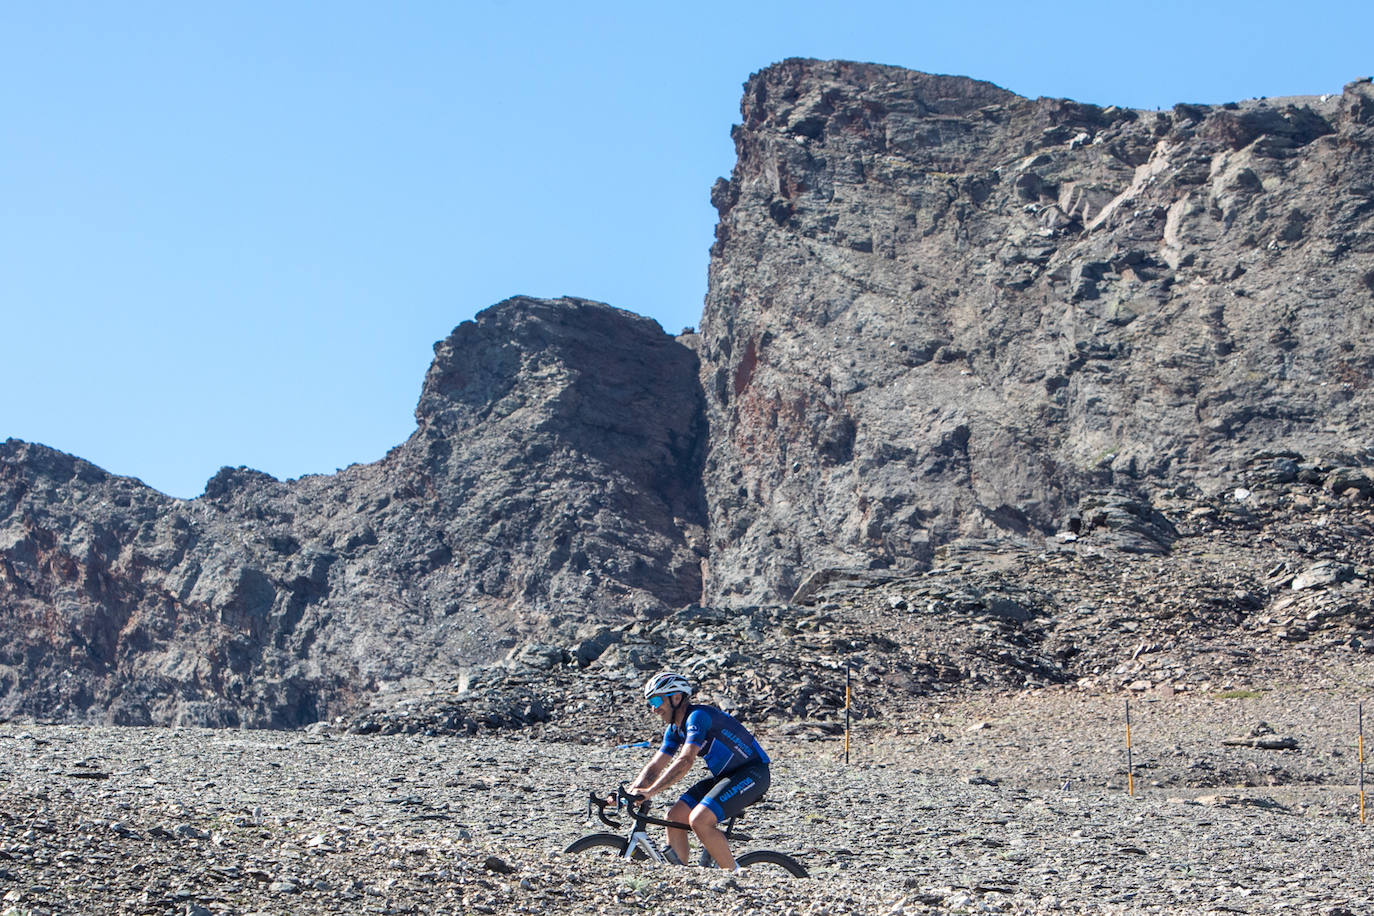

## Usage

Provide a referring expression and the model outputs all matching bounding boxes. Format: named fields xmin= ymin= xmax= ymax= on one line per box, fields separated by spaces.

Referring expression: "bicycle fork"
xmin=624 ymin=826 xmax=670 ymax=863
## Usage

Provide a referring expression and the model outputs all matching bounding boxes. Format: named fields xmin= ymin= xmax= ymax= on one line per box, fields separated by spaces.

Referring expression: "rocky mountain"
xmin=699 ymin=59 xmax=1374 ymax=603
xmin=3 ymin=59 xmax=1372 ymax=727
xmin=0 ymin=298 xmax=706 ymax=726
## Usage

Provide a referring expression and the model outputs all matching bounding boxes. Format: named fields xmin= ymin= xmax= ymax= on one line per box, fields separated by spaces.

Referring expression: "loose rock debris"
xmin=5 ymin=678 xmax=1374 ymax=915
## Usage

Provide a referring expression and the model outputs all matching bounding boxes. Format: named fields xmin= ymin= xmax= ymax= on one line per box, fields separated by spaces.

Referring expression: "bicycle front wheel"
xmin=563 ymin=832 xmax=647 ymax=860
xmin=737 ymin=849 xmax=809 ymax=877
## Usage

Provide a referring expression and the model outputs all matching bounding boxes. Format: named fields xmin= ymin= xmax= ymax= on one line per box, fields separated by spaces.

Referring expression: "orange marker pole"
xmin=1360 ymin=703 xmax=1366 ymax=825
xmin=1125 ymin=698 xmax=1135 ymax=797
xmin=844 ymin=664 xmax=852 ymax=766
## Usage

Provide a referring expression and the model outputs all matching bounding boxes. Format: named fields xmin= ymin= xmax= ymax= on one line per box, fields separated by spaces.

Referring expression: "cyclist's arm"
xmin=626 ymin=751 xmax=672 ymax=797
xmin=639 ymin=743 xmax=699 ymax=799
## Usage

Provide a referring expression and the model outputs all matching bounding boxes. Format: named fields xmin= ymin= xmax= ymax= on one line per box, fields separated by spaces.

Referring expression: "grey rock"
xmin=1263 ymin=457 xmax=1301 ymax=484
xmin=0 ymin=297 xmax=707 ymax=726
xmin=4 ymin=59 xmax=1374 ymax=729
xmin=483 ymin=854 xmax=515 ymax=874
xmin=697 ymin=59 xmax=1372 ymax=604
xmin=1291 ymin=561 xmax=1355 ymax=591
xmin=1324 ymin=467 xmax=1373 ymax=497
xmin=1076 ymin=494 xmax=1178 ymax=555
xmin=569 ymin=627 xmax=622 ymax=667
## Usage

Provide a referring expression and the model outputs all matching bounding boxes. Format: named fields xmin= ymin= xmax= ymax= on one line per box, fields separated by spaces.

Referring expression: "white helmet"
xmin=643 ymin=671 xmax=692 ymax=701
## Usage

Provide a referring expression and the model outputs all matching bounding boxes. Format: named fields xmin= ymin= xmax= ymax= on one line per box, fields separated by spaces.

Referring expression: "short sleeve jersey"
xmin=659 ymin=704 xmax=770 ymax=776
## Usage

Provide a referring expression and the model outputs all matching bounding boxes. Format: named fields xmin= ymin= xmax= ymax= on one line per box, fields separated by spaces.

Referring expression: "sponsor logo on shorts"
xmin=719 ymin=776 xmax=755 ymax=802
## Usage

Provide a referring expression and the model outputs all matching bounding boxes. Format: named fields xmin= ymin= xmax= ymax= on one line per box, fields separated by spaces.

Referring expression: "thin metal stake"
xmin=844 ymin=664 xmax=851 ymax=766
xmin=1125 ymin=698 xmax=1134 ymax=797
xmin=1361 ymin=702 xmax=1366 ymax=825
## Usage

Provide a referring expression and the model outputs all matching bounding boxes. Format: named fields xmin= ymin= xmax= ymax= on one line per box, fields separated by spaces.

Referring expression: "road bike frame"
xmin=586 ymin=786 xmax=737 ymax=866
xmin=568 ymin=785 xmax=809 ymax=877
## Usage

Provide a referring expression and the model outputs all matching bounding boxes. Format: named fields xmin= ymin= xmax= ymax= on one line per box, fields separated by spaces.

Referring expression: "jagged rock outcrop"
xmin=698 ymin=60 xmax=1374 ymax=603
xmin=341 ymin=451 xmax=1374 ymax=742
xmin=0 ymin=297 xmax=707 ymax=726
xmin=5 ymin=60 xmax=1374 ymax=727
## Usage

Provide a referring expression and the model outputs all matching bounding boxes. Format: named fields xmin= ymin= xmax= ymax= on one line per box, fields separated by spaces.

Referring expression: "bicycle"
xmin=563 ymin=785 xmax=809 ymax=877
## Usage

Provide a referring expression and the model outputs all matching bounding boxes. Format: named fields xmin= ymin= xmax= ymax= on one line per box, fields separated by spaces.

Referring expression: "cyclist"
xmin=621 ymin=671 xmax=770 ymax=871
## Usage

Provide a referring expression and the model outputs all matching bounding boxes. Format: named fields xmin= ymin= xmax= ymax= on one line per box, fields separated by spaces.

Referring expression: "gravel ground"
xmin=4 ymin=675 xmax=1374 ymax=916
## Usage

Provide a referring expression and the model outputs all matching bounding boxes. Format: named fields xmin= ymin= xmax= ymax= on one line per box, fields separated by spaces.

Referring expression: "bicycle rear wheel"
xmin=563 ymin=832 xmax=647 ymax=860
xmin=737 ymin=849 xmax=809 ymax=877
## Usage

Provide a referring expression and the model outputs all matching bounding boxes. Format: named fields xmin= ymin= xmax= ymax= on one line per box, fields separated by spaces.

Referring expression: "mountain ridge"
xmin=3 ymin=59 xmax=1372 ymax=726
xmin=1 ymin=296 xmax=707 ymax=725
xmin=697 ymin=58 xmax=1373 ymax=602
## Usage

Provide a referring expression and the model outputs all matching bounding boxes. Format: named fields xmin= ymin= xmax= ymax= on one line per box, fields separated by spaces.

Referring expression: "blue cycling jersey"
xmin=660 ymin=704 xmax=770 ymax=776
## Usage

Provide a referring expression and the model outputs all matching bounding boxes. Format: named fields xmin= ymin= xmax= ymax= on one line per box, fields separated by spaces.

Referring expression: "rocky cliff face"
xmin=698 ymin=59 xmax=1374 ymax=603
xmin=4 ymin=60 xmax=1374 ymax=726
xmin=0 ymin=298 xmax=707 ymax=725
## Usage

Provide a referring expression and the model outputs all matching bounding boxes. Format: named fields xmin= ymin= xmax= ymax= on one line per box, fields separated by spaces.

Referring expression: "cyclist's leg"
xmin=688 ymin=764 xmax=770 ymax=870
xmin=688 ymin=803 xmax=733 ymax=870
xmin=671 ymin=776 xmax=717 ymax=863
xmin=665 ymin=799 xmax=692 ymax=863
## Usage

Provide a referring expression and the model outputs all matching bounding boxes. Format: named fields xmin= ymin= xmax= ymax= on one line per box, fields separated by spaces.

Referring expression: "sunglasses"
xmin=647 ymin=695 xmax=667 ymax=709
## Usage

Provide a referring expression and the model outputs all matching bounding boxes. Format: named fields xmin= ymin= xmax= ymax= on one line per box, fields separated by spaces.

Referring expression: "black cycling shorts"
xmin=678 ymin=762 xmax=770 ymax=822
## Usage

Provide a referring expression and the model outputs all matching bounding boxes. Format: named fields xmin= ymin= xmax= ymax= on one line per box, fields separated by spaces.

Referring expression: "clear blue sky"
xmin=4 ymin=1 xmax=1370 ymax=499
